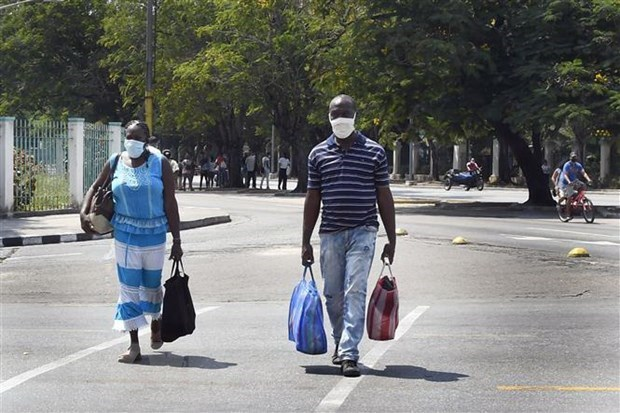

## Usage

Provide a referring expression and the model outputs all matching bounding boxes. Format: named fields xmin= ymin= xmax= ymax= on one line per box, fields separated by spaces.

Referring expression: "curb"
xmin=0 ymin=215 xmax=231 ymax=247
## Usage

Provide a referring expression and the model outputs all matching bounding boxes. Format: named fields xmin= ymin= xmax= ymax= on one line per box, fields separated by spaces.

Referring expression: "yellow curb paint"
xmin=567 ymin=247 xmax=590 ymax=257
xmin=452 ymin=236 xmax=468 ymax=245
xmin=396 ymin=228 xmax=408 ymax=236
xmin=498 ymin=385 xmax=620 ymax=392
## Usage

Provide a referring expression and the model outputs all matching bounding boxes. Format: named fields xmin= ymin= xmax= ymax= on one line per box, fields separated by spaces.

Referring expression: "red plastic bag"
xmin=366 ymin=262 xmax=399 ymax=340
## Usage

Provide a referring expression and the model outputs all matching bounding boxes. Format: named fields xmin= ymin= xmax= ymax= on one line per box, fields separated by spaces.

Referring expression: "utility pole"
xmin=271 ymin=123 xmax=275 ymax=178
xmin=145 ymin=0 xmax=155 ymax=134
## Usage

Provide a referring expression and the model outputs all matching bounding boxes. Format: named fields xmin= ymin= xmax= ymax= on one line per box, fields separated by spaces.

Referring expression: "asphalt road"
xmin=1 ymin=191 xmax=619 ymax=412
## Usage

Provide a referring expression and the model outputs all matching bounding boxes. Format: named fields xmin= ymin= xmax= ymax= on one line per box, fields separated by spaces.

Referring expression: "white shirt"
xmin=278 ymin=157 xmax=290 ymax=169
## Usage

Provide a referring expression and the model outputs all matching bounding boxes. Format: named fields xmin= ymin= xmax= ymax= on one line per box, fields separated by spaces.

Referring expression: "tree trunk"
xmin=499 ymin=141 xmax=512 ymax=183
xmin=429 ymin=139 xmax=439 ymax=180
xmin=495 ymin=123 xmax=555 ymax=206
xmin=292 ymin=140 xmax=309 ymax=193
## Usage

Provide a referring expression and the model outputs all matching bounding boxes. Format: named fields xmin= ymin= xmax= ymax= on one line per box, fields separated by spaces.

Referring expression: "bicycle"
xmin=556 ymin=180 xmax=595 ymax=223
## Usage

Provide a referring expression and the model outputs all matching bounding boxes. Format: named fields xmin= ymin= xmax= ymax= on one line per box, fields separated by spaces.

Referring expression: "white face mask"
xmin=329 ymin=114 xmax=356 ymax=139
xmin=124 ymin=139 xmax=146 ymax=159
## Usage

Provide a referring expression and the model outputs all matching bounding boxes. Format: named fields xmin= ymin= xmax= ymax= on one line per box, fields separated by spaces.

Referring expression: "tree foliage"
xmin=1 ymin=0 xmax=617 ymax=199
xmin=0 ymin=0 xmax=122 ymax=120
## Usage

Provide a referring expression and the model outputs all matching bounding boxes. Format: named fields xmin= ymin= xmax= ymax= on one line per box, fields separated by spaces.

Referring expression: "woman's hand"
xmin=169 ymin=240 xmax=183 ymax=261
xmin=80 ymin=212 xmax=96 ymax=234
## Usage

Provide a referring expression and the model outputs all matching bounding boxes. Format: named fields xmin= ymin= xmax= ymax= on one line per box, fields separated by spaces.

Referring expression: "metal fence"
xmin=13 ymin=118 xmax=70 ymax=211
xmin=83 ymin=122 xmax=111 ymax=194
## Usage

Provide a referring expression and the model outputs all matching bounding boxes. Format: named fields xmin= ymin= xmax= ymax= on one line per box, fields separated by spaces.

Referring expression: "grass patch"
xmin=15 ymin=173 xmax=71 ymax=211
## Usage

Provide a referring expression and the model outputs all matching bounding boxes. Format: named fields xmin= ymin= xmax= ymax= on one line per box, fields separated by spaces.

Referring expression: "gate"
xmin=13 ymin=118 xmax=70 ymax=211
xmin=83 ymin=122 xmax=112 ymax=194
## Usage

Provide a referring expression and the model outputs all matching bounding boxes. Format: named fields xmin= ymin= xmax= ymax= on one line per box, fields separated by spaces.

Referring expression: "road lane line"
xmin=502 ymin=234 xmax=620 ymax=246
xmin=527 ymin=227 xmax=619 ymax=239
xmin=315 ymin=305 xmax=429 ymax=412
xmin=0 ymin=306 xmax=218 ymax=394
xmin=503 ymin=236 xmax=553 ymax=241
xmin=498 ymin=385 xmax=620 ymax=392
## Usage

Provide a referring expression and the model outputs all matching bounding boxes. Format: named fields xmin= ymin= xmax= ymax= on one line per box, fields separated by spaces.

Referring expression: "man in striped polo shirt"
xmin=302 ymin=94 xmax=396 ymax=377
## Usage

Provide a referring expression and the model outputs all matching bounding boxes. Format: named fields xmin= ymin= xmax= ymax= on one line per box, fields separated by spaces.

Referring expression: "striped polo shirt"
xmin=307 ymin=132 xmax=390 ymax=233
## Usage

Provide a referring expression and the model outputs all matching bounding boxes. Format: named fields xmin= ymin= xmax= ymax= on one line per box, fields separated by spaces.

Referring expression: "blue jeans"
xmin=320 ymin=225 xmax=377 ymax=361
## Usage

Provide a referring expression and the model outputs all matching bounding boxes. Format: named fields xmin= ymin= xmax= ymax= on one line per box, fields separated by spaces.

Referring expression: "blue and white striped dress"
xmin=110 ymin=152 xmax=168 ymax=332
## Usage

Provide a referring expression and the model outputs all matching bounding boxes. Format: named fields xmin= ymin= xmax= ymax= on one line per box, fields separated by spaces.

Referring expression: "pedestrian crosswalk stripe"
xmin=315 ymin=306 xmax=430 ymax=412
xmin=0 ymin=306 xmax=219 ymax=395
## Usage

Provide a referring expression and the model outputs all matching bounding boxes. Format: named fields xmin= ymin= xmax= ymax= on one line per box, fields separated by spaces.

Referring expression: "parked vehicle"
xmin=444 ymin=169 xmax=484 ymax=191
xmin=557 ymin=180 xmax=595 ymax=223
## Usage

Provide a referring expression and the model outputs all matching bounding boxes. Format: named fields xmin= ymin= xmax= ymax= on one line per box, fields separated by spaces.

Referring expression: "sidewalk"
xmin=0 ymin=205 xmax=230 ymax=247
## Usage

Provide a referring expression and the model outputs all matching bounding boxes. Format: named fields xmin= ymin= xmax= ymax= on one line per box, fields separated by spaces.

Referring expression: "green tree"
xmin=335 ymin=0 xmax=618 ymax=204
xmin=0 ymin=0 xmax=122 ymax=121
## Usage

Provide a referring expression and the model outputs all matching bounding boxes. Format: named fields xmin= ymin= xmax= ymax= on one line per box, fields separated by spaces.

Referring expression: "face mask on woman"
xmin=124 ymin=139 xmax=146 ymax=159
xmin=329 ymin=114 xmax=356 ymax=139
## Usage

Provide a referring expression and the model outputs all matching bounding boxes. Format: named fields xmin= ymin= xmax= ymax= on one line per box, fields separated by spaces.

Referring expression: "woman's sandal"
xmin=151 ymin=321 xmax=163 ymax=350
xmin=118 ymin=344 xmax=141 ymax=363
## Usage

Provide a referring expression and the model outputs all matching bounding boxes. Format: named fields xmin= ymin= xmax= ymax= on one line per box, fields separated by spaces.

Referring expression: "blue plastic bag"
xmin=288 ymin=266 xmax=327 ymax=355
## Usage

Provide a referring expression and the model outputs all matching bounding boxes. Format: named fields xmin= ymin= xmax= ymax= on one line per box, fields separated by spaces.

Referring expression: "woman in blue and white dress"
xmin=81 ymin=120 xmax=183 ymax=363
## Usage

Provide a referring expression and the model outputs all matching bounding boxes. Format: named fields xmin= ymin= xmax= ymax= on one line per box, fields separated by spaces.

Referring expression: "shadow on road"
xmin=367 ymin=365 xmax=469 ymax=382
xmin=303 ymin=364 xmax=469 ymax=382
xmin=141 ymin=352 xmax=237 ymax=369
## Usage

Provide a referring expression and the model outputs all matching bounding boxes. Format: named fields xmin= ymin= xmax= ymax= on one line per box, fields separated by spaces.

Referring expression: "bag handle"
xmin=169 ymin=259 xmax=179 ymax=278
xmin=102 ymin=153 xmax=121 ymax=188
xmin=380 ymin=260 xmax=394 ymax=280
xmin=303 ymin=264 xmax=316 ymax=282
xmin=169 ymin=258 xmax=187 ymax=278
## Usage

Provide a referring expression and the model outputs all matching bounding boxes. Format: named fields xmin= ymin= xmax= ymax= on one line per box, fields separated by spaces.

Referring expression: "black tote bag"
xmin=161 ymin=259 xmax=196 ymax=343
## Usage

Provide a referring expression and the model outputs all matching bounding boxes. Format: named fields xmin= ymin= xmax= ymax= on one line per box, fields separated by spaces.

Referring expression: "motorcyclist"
xmin=559 ymin=152 xmax=593 ymax=202
xmin=466 ymin=158 xmax=480 ymax=173
xmin=464 ymin=158 xmax=481 ymax=191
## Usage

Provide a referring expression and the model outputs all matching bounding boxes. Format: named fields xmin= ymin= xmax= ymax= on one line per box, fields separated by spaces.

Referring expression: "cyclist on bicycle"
xmin=558 ymin=152 xmax=593 ymax=202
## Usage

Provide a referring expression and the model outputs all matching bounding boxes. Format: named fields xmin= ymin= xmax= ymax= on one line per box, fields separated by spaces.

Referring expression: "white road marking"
xmin=526 ymin=227 xmax=619 ymax=239
xmin=504 ymin=236 xmax=553 ymax=241
xmin=502 ymin=234 xmax=620 ymax=246
xmin=581 ymin=241 xmax=620 ymax=246
xmin=0 ymin=306 xmax=219 ymax=394
xmin=315 ymin=305 xmax=429 ymax=412
xmin=5 ymin=253 xmax=82 ymax=261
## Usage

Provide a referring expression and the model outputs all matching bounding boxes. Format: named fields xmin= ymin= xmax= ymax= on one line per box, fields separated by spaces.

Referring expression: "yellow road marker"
xmin=498 ymin=385 xmax=620 ymax=392
xmin=567 ymin=247 xmax=590 ymax=257
xmin=452 ymin=236 xmax=468 ymax=245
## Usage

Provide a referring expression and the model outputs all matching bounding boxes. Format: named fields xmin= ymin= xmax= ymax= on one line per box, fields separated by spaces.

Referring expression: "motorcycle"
xmin=443 ymin=168 xmax=484 ymax=191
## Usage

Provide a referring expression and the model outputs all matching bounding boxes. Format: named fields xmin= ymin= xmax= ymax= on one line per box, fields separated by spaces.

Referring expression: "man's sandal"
xmin=118 ymin=344 xmax=141 ymax=363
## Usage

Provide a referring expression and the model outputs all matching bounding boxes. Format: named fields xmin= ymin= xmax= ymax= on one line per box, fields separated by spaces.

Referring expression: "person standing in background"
xmin=260 ymin=153 xmax=271 ymax=190
xmin=163 ymin=149 xmax=180 ymax=190
xmin=245 ymin=151 xmax=257 ymax=189
xmin=181 ymin=155 xmax=194 ymax=191
xmin=278 ymin=153 xmax=290 ymax=190
xmin=199 ymin=155 xmax=212 ymax=190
